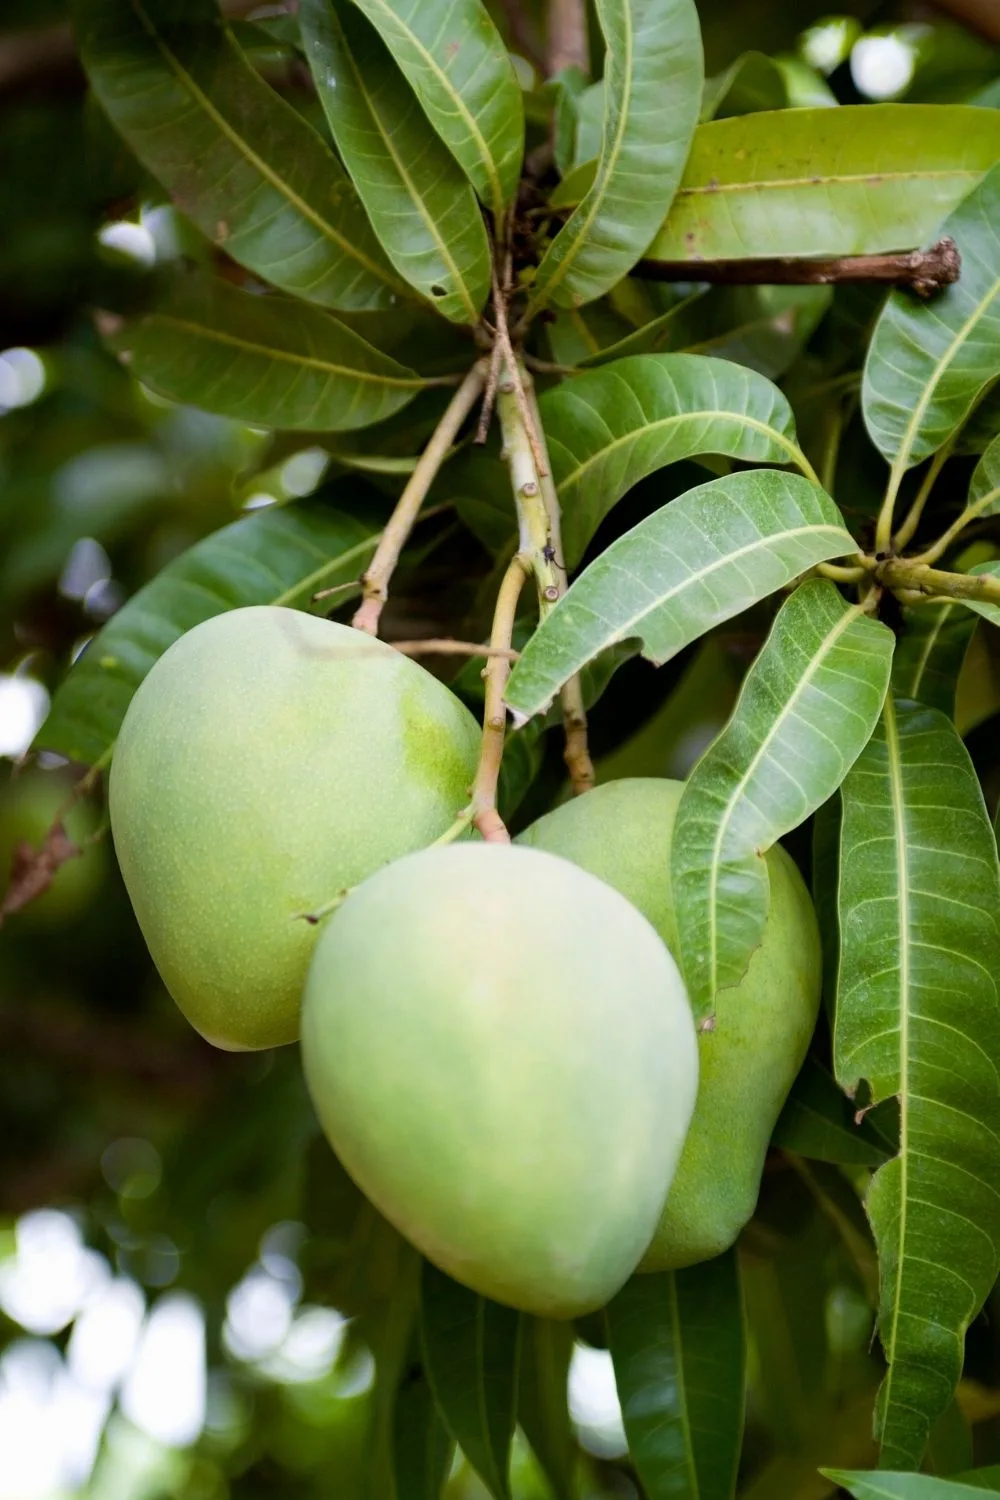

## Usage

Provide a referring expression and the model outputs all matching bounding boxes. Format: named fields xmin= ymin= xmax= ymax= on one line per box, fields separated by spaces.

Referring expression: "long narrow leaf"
xmin=834 ymin=697 xmax=1000 ymax=1467
xmin=772 ymin=1057 xmax=893 ymax=1169
xmin=300 ymin=0 xmax=490 ymax=324
xmin=530 ymin=0 xmax=702 ymax=312
xmin=891 ymin=603 xmax=976 ymax=718
xmin=827 ymin=1473 xmax=1000 ymax=1499
xmin=74 ymin=0 xmax=405 ymax=309
xmin=115 ymin=273 xmax=433 ymax=430
xmin=671 ymin=580 xmax=893 ymax=1017
xmin=607 ymin=1252 xmax=745 ymax=1500
xmin=863 ymin=161 xmax=1000 ymax=472
xmin=36 ymin=498 xmax=381 ymax=767
xmin=645 ymin=105 xmax=1000 ymax=262
xmin=392 ymin=1352 xmax=455 ymax=1500
xmin=346 ymin=0 xmax=523 ymax=222
xmin=420 ymin=1262 xmax=521 ymax=1500
xmin=505 ymin=472 xmax=855 ymax=725
xmin=517 ymin=1319 xmax=576 ymax=1500
xmin=537 ymin=352 xmax=808 ymax=567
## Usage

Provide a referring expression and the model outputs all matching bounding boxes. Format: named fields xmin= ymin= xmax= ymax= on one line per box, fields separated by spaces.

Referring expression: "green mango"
xmin=518 ymin=777 xmax=821 ymax=1269
xmin=109 ymin=606 xmax=479 ymax=1052
xmin=301 ymin=842 xmax=698 ymax=1316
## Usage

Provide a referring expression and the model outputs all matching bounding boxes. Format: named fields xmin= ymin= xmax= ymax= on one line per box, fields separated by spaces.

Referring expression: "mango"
xmin=518 ymin=778 xmax=821 ymax=1270
xmin=301 ymin=842 xmax=698 ymax=1317
xmin=109 ymin=606 xmax=479 ymax=1051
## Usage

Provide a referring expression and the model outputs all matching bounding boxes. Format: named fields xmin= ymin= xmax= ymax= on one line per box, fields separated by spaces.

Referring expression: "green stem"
xmin=524 ymin=378 xmax=595 ymax=795
xmin=911 ymin=482 xmax=1000 ymax=566
xmin=891 ymin=439 xmax=955 ymax=552
xmin=877 ymin=557 xmax=1000 ymax=605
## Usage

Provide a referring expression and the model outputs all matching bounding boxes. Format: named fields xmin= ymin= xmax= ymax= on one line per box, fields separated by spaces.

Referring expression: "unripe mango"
xmin=518 ymin=778 xmax=821 ymax=1270
xmin=109 ymin=606 xmax=479 ymax=1051
xmin=301 ymin=842 xmax=698 ymax=1317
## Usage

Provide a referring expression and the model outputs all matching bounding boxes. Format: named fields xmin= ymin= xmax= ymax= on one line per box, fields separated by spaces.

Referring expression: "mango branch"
xmin=634 ymin=239 xmax=961 ymax=297
xmin=525 ymin=379 xmax=595 ymax=796
xmin=468 ymin=554 xmax=532 ymax=844
xmin=876 ymin=556 xmax=1000 ymax=605
xmin=352 ymin=360 xmax=488 ymax=636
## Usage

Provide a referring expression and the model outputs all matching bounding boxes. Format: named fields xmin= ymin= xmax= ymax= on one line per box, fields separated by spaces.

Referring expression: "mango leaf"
xmin=420 ymin=1262 xmax=521 ymax=1500
xmin=346 ymin=0 xmax=523 ymax=222
xmin=505 ymin=473 xmax=856 ymax=720
xmin=36 ymin=497 xmax=381 ymax=767
xmin=517 ymin=1319 xmax=576 ymax=1500
xmin=834 ymin=697 xmax=1000 ymax=1468
xmin=812 ymin=794 xmax=842 ymax=1019
xmin=827 ymin=1474 xmax=1000 ymax=1499
xmin=299 ymin=0 xmax=490 ymax=324
xmin=968 ymin=432 xmax=1000 ymax=517
xmin=569 ymin=290 xmax=708 ymax=367
xmin=772 ymin=1057 xmax=894 ymax=1168
xmin=392 ymin=1350 xmax=455 ymax=1500
xmin=645 ymin=105 xmax=1000 ymax=263
xmin=537 ymin=352 xmax=809 ymax=567
xmin=863 ymin=161 xmax=1000 ymax=472
xmin=671 ymin=579 xmax=893 ymax=1016
xmin=114 ymin=273 xmax=433 ymax=431
xmin=891 ymin=603 xmax=976 ymax=718
xmin=74 ymin=0 xmax=405 ymax=310
xmin=701 ymin=51 xmax=787 ymax=121
xmin=955 ymin=561 xmax=1000 ymax=629
xmin=546 ymin=300 xmax=640 ymax=368
xmin=956 ymin=384 xmax=1000 ymax=456
xmin=607 ymin=1252 xmax=745 ymax=1500
xmin=528 ymin=0 xmax=702 ymax=312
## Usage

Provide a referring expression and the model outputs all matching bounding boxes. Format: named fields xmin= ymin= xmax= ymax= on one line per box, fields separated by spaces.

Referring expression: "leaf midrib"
xmin=706 ymin=599 xmax=864 ymax=997
xmin=139 ymin=312 xmax=428 ymax=389
xmin=902 ymin=602 xmax=955 ymax=701
xmin=668 ymin=1273 xmax=700 ymax=1496
xmin=532 ymin=0 xmax=635 ymax=307
xmin=551 ymin=517 xmax=853 ymax=667
xmin=556 ymin=412 xmax=801 ymax=502
xmin=124 ymin=0 xmax=407 ymax=295
xmin=878 ymin=695 xmax=911 ymax=1431
xmin=357 ymin=0 xmax=505 ymax=221
xmin=328 ymin=12 xmax=480 ymax=323
xmin=889 ymin=276 xmax=1000 ymax=475
xmin=678 ymin=166 xmax=987 ymax=199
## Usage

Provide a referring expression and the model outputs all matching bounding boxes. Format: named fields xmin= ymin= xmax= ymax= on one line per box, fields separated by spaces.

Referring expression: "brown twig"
xmin=547 ymin=0 xmax=589 ymax=75
xmin=470 ymin=556 xmax=532 ymax=843
xmin=476 ymin=338 xmax=503 ymax=444
xmin=634 ymin=238 xmax=961 ymax=298
xmin=525 ymin=382 xmax=595 ymax=796
xmin=491 ymin=264 xmax=549 ymax=478
xmin=389 ymin=639 xmax=521 ymax=661
xmin=352 ymin=361 xmax=487 ymax=635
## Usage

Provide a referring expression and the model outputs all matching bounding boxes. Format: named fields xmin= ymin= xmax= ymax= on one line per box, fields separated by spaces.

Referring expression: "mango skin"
xmin=518 ymin=778 xmax=821 ymax=1270
xmin=109 ymin=606 xmax=479 ymax=1052
xmin=301 ymin=842 xmax=698 ymax=1317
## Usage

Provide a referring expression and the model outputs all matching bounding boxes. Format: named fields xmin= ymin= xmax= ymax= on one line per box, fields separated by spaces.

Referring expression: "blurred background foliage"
xmin=3 ymin=2 xmax=1000 ymax=1498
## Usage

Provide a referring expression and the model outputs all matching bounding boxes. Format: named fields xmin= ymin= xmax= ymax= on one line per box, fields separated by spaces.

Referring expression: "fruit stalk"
xmin=525 ymin=379 xmax=595 ymax=795
xmin=470 ymin=554 xmax=531 ymax=842
xmin=353 ymin=359 xmax=488 ymax=636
